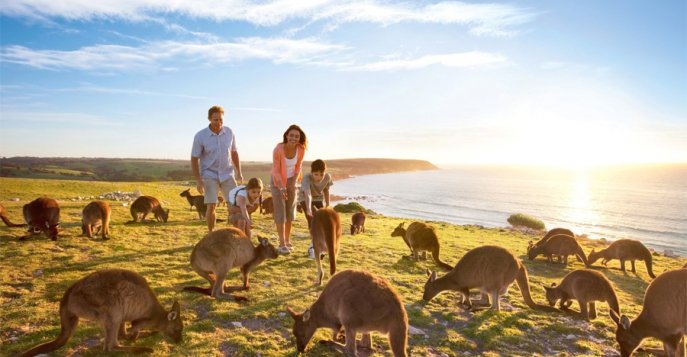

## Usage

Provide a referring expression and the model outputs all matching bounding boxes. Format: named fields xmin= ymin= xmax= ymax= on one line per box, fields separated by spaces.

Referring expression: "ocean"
xmin=332 ymin=165 xmax=687 ymax=256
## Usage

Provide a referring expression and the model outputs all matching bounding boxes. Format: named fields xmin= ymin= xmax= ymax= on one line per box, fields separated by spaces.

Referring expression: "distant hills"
xmin=0 ymin=157 xmax=438 ymax=182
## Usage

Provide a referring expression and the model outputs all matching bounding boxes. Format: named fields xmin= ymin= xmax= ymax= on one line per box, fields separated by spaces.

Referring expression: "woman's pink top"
xmin=271 ymin=142 xmax=305 ymax=189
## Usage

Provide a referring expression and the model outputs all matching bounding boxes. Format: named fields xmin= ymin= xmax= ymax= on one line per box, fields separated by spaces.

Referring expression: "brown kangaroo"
xmin=179 ymin=188 xmax=206 ymax=219
xmin=127 ymin=196 xmax=169 ymax=223
xmin=350 ymin=212 xmax=366 ymax=235
xmin=423 ymin=245 xmax=558 ymax=312
xmin=0 ymin=203 xmax=26 ymax=227
xmin=391 ymin=222 xmax=453 ymax=271
xmin=527 ymin=234 xmax=590 ymax=267
xmin=528 ymin=227 xmax=576 ymax=263
xmin=20 ymin=197 xmax=60 ymax=241
xmin=260 ymin=196 xmax=274 ymax=215
xmin=609 ymin=269 xmax=686 ymax=357
xmin=287 ymin=270 xmax=408 ymax=357
xmin=17 ymin=269 xmax=183 ymax=357
xmin=311 ymin=208 xmax=342 ymax=286
xmin=81 ymin=201 xmax=111 ymax=239
xmin=588 ymin=239 xmax=656 ymax=278
xmin=184 ymin=228 xmax=278 ymax=300
xmin=544 ymin=269 xmax=620 ymax=320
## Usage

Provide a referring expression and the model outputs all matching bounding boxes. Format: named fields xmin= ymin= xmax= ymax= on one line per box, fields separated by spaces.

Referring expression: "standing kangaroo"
xmin=0 ymin=203 xmax=26 ymax=227
xmin=423 ymin=245 xmax=558 ymax=312
xmin=184 ymin=228 xmax=278 ymax=300
xmin=128 ymin=196 xmax=169 ymax=223
xmin=528 ymin=228 xmax=576 ymax=263
xmin=609 ymin=269 xmax=686 ymax=357
xmin=17 ymin=269 xmax=183 ymax=357
xmin=310 ymin=208 xmax=342 ymax=286
xmin=544 ymin=269 xmax=620 ymax=320
xmin=391 ymin=222 xmax=453 ymax=271
xmin=527 ymin=234 xmax=590 ymax=267
xmin=81 ymin=200 xmax=111 ymax=239
xmin=179 ymin=188 xmax=206 ymax=219
xmin=350 ymin=212 xmax=366 ymax=235
xmin=588 ymin=239 xmax=656 ymax=278
xmin=287 ymin=270 xmax=408 ymax=357
xmin=20 ymin=197 xmax=60 ymax=241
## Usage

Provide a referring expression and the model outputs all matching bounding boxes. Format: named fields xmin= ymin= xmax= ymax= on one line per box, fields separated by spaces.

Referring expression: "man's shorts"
xmin=202 ymin=177 xmax=237 ymax=205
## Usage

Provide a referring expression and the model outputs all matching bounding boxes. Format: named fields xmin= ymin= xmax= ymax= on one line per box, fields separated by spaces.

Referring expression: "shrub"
xmin=507 ymin=213 xmax=545 ymax=231
xmin=333 ymin=201 xmax=376 ymax=214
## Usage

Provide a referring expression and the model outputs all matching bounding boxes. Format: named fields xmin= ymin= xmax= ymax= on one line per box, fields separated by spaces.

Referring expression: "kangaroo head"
xmin=391 ymin=222 xmax=405 ymax=237
xmin=350 ymin=224 xmax=357 ymax=235
xmin=527 ymin=246 xmax=538 ymax=260
xmin=180 ymin=189 xmax=190 ymax=197
xmin=257 ymin=236 xmax=279 ymax=259
xmin=159 ymin=209 xmax=169 ymax=223
xmin=287 ymin=306 xmax=316 ymax=353
xmin=422 ymin=269 xmax=439 ymax=301
xmin=527 ymin=240 xmax=534 ymax=251
xmin=588 ymin=249 xmax=599 ymax=264
xmin=161 ymin=300 xmax=183 ymax=343
xmin=543 ymin=282 xmax=559 ymax=306
xmin=609 ymin=309 xmax=640 ymax=357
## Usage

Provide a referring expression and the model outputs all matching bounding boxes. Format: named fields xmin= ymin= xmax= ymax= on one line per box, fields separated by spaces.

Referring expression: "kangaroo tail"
xmin=182 ymin=286 xmax=212 ymax=296
xmin=431 ymin=248 xmax=453 ymax=271
xmin=101 ymin=209 xmax=110 ymax=239
xmin=608 ymin=290 xmax=621 ymax=315
xmin=323 ymin=212 xmax=338 ymax=276
xmin=515 ymin=264 xmax=559 ymax=312
xmin=645 ymin=254 xmax=656 ymax=279
xmin=576 ymin=245 xmax=590 ymax=267
xmin=1 ymin=213 xmax=26 ymax=227
xmin=18 ymin=289 xmax=78 ymax=357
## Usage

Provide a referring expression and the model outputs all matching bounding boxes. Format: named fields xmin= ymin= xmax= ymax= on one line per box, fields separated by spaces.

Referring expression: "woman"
xmin=271 ymin=124 xmax=307 ymax=254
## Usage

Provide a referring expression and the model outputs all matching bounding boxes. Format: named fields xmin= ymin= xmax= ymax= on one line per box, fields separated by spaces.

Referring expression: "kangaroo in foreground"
xmin=0 ymin=203 xmax=26 ymax=227
xmin=544 ymin=269 xmax=620 ymax=320
xmin=391 ymin=222 xmax=453 ymax=271
xmin=528 ymin=227 xmax=576 ymax=263
xmin=588 ymin=239 xmax=656 ymax=278
xmin=423 ymin=245 xmax=558 ymax=312
xmin=20 ymin=197 xmax=60 ymax=241
xmin=179 ymin=188 xmax=206 ymax=219
xmin=310 ymin=208 xmax=342 ymax=285
xmin=527 ymin=234 xmax=590 ymax=267
xmin=287 ymin=270 xmax=408 ymax=356
xmin=17 ymin=269 xmax=183 ymax=357
xmin=350 ymin=212 xmax=366 ymax=235
xmin=127 ymin=196 xmax=169 ymax=223
xmin=81 ymin=200 xmax=111 ymax=239
xmin=184 ymin=228 xmax=278 ymax=300
xmin=609 ymin=269 xmax=686 ymax=357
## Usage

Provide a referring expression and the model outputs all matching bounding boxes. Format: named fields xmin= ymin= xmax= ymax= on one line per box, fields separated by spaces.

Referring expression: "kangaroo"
xmin=127 ymin=196 xmax=169 ymax=223
xmin=183 ymin=228 xmax=278 ymax=300
xmin=310 ymin=208 xmax=342 ymax=286
xmin=609 ymin=269 xmax=686 ymax=357
xmin=17 ymin=269 xmax=183 ymax=357
xmin=350 ymin=212 xmax=366 ymax=235
xmin=588 ymin=239 xmax=656 ymax=278
xmin=391 ymin=222 xmax=453 ymax=271
xmin=528 ymin=228 xmax=576 ymax=263
xmin=287 ymin=270 xmax=408 ymax=357
xmin=527 ymin=234 xmax=590 ymax=267
xmin=0 ymin=203 xmax=26 ymax=227
xmin=19 ymin=197 xmax=60 ymax=241
xmin=81 ymin=201 xmax=111 ymax=239
xmin=423 ymin=245 xmax=558 ymax=312
xmin=260 ymin=196 xmax=274 ymax=215
xmin=180 ymin=188 xmax=206 ymax=219
xmin=544 ymin=269 xmax=620 ymax=320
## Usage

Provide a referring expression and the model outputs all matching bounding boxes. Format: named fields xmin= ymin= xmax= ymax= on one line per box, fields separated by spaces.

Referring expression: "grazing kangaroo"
xmin=310 ymin=208 xmax=342 ymax=285
xmin=350 ymin=212 xmax=366 ymax=235
xmin=527 ymin=234 xmax=590 ymax=267
xmin=184 ymin=228 xmax=278 ymax=300
xmin=287 ymin=270 xmax=408 ymax=356
xmin=391 ymin=222 xmax=453 ymax=271
xmin=528 ymin=228 xmax=576 ymax=263
xmin=20 ymin=197 xmax=60 ymax=241
xmin=588 ymin=239 xmax=656 ymax=278
xmin=423 ymin=245 xmax=558 ymax=312
xmin=179 ymin=188 xmax=206 ymax=219
xmin=81 ymin=201 xmax=111 ymax=239
xmin=128 ymin=196 xmax=169 ymax=223
xmin=17 ymin=269 xmax=183 ymax=357
xmin=544 ymin=269 xmax=620 ymax=320
xmin=260 ymin=196 xmax=274 ymax=215
xmin=0 ymin=203 xmax=26 ymax=227
xmin=609 ymin=269 xmax=686 ymax=357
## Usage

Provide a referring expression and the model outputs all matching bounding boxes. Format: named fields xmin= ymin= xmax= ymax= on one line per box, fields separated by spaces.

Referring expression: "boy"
xmin=299 ymin=159 xmax=333 ymax=228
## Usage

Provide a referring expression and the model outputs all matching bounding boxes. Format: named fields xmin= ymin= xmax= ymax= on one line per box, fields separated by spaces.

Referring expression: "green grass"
xmin=1 ymin=177 xmax=685 ymax=356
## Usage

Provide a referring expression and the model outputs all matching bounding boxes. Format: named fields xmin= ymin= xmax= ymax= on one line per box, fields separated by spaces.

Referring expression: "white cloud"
xmin=0 ymin=111 xmax=123 ymax=126
xmin=348 ymin=51 xmax=508 ymax=71
xmin=0 ymin=0 xmax=536 ymax=37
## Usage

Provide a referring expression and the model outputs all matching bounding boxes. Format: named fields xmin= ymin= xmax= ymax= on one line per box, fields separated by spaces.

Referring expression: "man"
xmin=191 ymin=105 xmax=243 ymax=232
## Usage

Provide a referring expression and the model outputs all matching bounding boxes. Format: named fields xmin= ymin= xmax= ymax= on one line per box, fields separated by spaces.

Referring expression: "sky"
xmin=0 ymin=0 xmax=685 ymax=167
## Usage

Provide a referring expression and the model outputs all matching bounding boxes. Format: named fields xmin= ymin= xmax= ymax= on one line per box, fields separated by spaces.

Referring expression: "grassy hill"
xmin=0 ymin=157 xmax=438 ymax=183
xmin=0 ymin=177 xmax=684 ymax=356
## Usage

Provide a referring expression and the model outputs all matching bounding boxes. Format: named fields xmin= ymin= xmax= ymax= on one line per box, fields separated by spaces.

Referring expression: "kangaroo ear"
xmin=429 ymin=271 xmax=437 ymax=282
xmin=620 ymin=315 xmax=631 ymax=330
xmin=426 ymin=269 xmax=432 ymax=277
xmin=609 ymin=309 xmax=620 ymax=325
xmin=260 ymin=237 xmax=268 ymax=246
xmin=286 ymin=306 xmax=298 ymax=319
xmin=302 ymin=309 xmax=311 ymax=322
xmin=551 ymin=282 xmax=557 ymax=287
xmin=166 ymin=209 xmax=170 ymax=214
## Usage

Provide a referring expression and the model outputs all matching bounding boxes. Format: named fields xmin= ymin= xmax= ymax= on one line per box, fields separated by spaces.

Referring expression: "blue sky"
xmin=1 ymin=0 xmax=685 ymax=166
